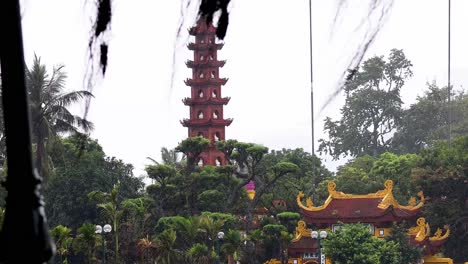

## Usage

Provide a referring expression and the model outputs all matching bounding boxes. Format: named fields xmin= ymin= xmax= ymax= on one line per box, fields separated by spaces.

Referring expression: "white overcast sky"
xmin=20 ymin=0 xmax=468 ymax=176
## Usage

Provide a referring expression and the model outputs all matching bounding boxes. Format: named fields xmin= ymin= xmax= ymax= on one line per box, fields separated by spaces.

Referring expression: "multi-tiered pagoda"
xmin=181 ymin=18 xmax=233 ymax=166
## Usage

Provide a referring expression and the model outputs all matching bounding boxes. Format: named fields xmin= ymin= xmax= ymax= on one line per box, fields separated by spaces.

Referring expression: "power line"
xmin=448 ymin=0 xmax=452 ymax=146
xmin=309 ymin=0 xmax=315 ymax=155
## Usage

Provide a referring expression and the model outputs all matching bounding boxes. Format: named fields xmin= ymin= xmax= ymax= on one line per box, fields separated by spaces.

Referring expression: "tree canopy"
xmin=319 ymin=49 xmax=412 ymax=159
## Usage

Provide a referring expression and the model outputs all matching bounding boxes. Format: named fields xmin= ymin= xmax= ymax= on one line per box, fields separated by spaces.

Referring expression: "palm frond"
xmin=55 ymin=90 xmax=94 ymax=107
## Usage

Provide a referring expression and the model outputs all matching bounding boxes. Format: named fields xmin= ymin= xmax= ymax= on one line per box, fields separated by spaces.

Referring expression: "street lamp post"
xmin=216 ymin=231 xmax=225 ymax=264
xmin=311 ymin=230 xmax=327 ymax=264
xmin=95 ymin=224 xmax=112 ymax=264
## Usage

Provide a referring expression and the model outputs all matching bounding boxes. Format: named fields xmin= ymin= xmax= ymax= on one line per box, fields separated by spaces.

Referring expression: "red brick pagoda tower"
xmin=181 ymin=18 xmax=233 ymax=166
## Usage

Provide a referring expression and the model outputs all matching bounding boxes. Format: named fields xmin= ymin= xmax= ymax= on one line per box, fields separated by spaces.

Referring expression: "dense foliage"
xmin=1 ymin=53 xmax=466 ymax=263
xmin=323 ymin=223 xmax=401 ymax=264
xmin=319 ymin=49 xmax=412 ymax=159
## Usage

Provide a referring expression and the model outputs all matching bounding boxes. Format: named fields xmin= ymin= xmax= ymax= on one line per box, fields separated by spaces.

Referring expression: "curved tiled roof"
xmin=297 ymin=180 xmax=424 ymax=223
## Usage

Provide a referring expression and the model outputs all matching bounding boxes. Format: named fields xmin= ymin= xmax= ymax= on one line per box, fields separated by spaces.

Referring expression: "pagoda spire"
xmin=181 ymin=18 xmax=232 ymax=166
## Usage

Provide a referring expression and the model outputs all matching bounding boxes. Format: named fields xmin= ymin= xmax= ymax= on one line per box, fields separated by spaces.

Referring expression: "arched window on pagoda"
xmin=211 ymin=71 xmax=216 ymax=79
xmin=213 ymin=110 xmax=219 ymax=119
xmin=198 ymin=90 xmax=204 ymax=98
xmin=198 ymin=158 xmax=204 ymax=166
xmin=200 ymin=55 xmax=204 ymax=61
xmin=214 ymin=132 xmax=220 ymax=142
xmin=199 ymin=71 xmax=204 ymax=78
xmin=197 ymin=132 xmax=204 ymax=137
xmin=209 ymin=55 xmax=214 ymax=61
xmin=212 ymin=89 xmax=217 ymax=98
xmin=197 ymin=111 xmax=204 ymax=119
xmin=215 ymin=157 xmax=222 ymax=166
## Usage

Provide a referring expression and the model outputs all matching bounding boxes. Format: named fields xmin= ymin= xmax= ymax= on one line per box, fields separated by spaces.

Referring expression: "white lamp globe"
xmin=217 ymin=231 xmax=225 ymax=239
xmin=95 ymin=225 xmax=102 ymax=234
xmin=103 ymin=224 xmax=112 ymax=233
xmin=320 ymin=230 xmax=328 ymax=239
xmin=311 ymin=231 xmax=318 ymax=239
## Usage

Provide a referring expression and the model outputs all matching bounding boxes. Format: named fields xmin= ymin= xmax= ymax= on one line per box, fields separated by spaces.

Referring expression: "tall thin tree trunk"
xmin=114 ymin=218 xmax=119 ymax=264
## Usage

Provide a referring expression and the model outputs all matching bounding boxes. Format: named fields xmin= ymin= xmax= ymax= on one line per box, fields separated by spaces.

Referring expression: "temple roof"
xmin=408 ymin=217 xmax=450 ymax=256
xmin=297 ymin=180 xmax=425 ymax=223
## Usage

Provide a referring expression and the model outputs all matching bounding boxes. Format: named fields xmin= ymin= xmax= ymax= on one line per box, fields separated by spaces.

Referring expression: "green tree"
xmin=392 ymin=82 xmax=468 ymax=153
xmin=153 ymin=229 xmax=182 ymax=264
xmin=412 ymin=136 xmax=468 ymax=262
xmin=276 ymin=212 xmax=300 ymax=233
xmin=145 ymin=163 xmax=180 ymax=215
xmin=187 ymin=243 xmax=212 ymax=264
xmin=73 ymin=223 xmax=100 ymax=264
xmin=50 ymin=225 xmax=73 ymax=264
xmin=319 ymin=49 xmax=412 ymax=159
xmin=217 ymin=140 xmax=299 ymax=230
xmin=45 ymin=134 xmax=144 ymax=229
xmin=323 ymin=223 xmax=399 ymax=264
xmin=199 ymin=214 xmax=225 ymax=252
xmin=386 ymin=223 xmax=422 ymax=264
xmin=316 ymin=155 xmax=380 ymax=200
xmin=221 ymin=230 xmax=243 ymax=264
xmin=137 ymin=235 xmax=157 ymax=264
xmin=175 ymin=136 xmax=210 ymax=171
xmin=88 ymin=183 xmax=123 ymax=264
xmin=121 ymin=196 xmax=151 ymax=241
xmin=147 ymin=147 xmax=185 ymax=169
xmin=370 ymin=152 xmax=420 ymax=202
xmin=261 ymin=224 xmax=292 ymax=263
xmin=174 ymin=136 xmax=211 ymax=214
xmin=316 ymin=152 xmax=419 ymax=204
xmin=26 ymin=55 xmax=93 ymax=182
xmin=258 ymin=148 xmax=332 ymax=213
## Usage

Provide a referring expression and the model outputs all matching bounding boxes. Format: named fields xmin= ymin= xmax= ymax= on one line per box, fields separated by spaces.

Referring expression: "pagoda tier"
xmin=181 ymin=118 xmax=233 ymax=127
xmin=184 ymin=78 xmax=228 ymax=86
xmin=182 ymin=97 xmax=230 ymax=106
xmin=181 ymin=18 xmax=232 ymax=166
xmin=185 ymin=59 xmax=226 ymax=68
xmin=187 ymin=42 xmax=224 ymax=50
xmin=188 ymin=22 xmax=217 ymax=35
xmin=297 ymin=180 xmax=425 ymax=225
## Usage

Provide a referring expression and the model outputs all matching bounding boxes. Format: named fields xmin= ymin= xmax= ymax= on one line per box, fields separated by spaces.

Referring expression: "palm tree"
xmin=222 ymin=230 xmax=244 ymax=264
xmin=187 ymin=243 xmax=212 ymax=264
xmin=137 ymin=235 xmax=157 ymax=264
xmin=121 ymin=197 xmax=151 ymax=240
xmin=88 ymin=183 xmax=123 ymax=264
xmin=50 ymin=225 xmax=73 ymax=264
xmin=146 ymin=147 xmax=185 ymax=169
xmin=154 ymin=229 xmax=182 ymax=264
xmin=73 ymin=223 xmax=100 ymax=264
xmin=177 ymin=216 xmax=201 ymax=250
xmin=199 ymin=215 xmax=225 ymax=259
xmin=26 ymin=55 xmax=93 ymax=182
